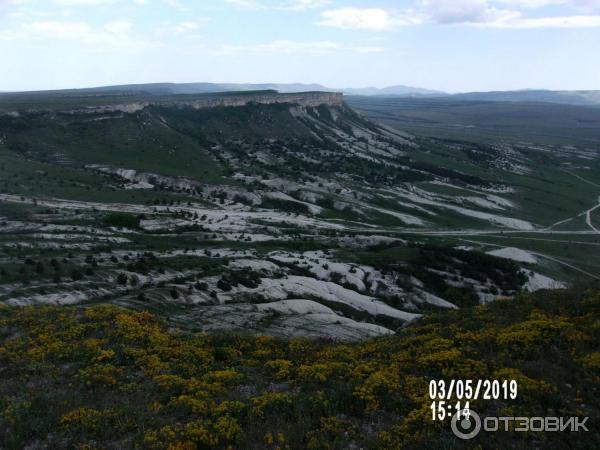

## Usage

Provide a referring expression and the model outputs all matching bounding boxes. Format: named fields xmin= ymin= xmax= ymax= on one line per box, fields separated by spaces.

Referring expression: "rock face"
xmin=56 ymin=92 xmax=344 ymax=115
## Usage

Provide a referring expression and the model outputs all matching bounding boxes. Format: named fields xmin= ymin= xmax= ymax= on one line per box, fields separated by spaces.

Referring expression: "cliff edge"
xmin=0 ymin=91 xmax=344 ymax=115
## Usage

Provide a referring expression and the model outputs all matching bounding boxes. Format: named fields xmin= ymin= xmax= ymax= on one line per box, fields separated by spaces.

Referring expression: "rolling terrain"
xmin=1 ymin=90 xmax=599 ymax=341
xmin=0 ymin=87 xmax=599 ymax=449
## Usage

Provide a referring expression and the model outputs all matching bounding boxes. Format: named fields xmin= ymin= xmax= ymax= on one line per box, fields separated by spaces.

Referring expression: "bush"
xmin=217 ymin=278 xmax=232 ymax=292
xmin=71 ymin=270 xmax=84 ymax=281
xmin=104 ymin=213 xmax=140 ymax=229
xmin=0 ymin=286 xmax=598 ymax=449
xmin=116 ymin=273 xmax=128 ymax=286
xmin=195 ymin=281 xmax=208 ymax=291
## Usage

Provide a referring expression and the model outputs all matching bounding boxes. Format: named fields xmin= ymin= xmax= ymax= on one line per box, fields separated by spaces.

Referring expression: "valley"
xmin=3 ymin=0 xmax=600 ymax=445
xmin=1 ymin=90 xmax=599 ymax=341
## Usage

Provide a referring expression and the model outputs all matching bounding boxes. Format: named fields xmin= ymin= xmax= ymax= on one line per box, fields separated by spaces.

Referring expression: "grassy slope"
xmin=408 ymin=138 xmax=600 ymax=228
xmin=0 ymin=286 xmax=598 ymax=449
xmin=3 ymin=99 xmax=598 ymax=231
xmin=0 ymin=111 xmax=226 ymax=184
xmin=0 ymin=101 xmax=323 ymax=190
xmin=0 ymin=149 xmax=196 ymax=204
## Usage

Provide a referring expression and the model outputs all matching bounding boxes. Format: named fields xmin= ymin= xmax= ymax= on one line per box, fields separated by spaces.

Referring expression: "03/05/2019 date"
xmin=429 ymin=379 xmax=518 ymax=401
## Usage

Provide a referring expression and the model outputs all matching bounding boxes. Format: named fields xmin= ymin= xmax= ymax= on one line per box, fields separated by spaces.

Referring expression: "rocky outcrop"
xmin=15 ymin=92 xmax=343 ymax=116
xmin=89 ymin=92 xmax=343 ymax=114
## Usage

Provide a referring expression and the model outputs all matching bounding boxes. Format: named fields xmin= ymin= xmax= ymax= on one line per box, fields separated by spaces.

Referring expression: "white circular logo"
xmin=451 ymin=409 xmax=481 ymax=440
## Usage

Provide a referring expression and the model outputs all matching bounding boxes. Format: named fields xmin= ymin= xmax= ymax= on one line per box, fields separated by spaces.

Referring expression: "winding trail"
xmin=585 ymin=198 xmax=600 ymax=234
xmin=544 ymin=171 xmax=600 ymax=234
xmin=563 ymin=170 xmax=600 ymax=189
xmin=457 ymin=238 xmax=600 ymax=281
xmin=478 ymin=235 xmax=600 ymax=246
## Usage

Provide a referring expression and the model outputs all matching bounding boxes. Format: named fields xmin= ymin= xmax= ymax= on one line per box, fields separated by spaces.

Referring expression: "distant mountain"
xmin=0 ymin=82 xmax=334 ymax=97
xmin=1 ymin=82 xmax=441 ymax=98
xmin=221 ymin=83 xmax=332 ymax=93
xmin=342 ymin=85 xmax=446 ymax=97
xmin=89 ymin=83 xmax=231 ymax=95
xmin=0 ymin=83 xmax=221 ymax=97
xmin=4 ymin=83 xmax=599 ymax=107
xmin=344 ymin=87 xmax=600 ymax=106
xmin=448 ymin=90 xmax=600 ymax=106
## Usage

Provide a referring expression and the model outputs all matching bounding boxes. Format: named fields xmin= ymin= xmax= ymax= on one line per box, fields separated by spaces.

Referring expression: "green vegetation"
xmin=1 ymin=89 xmax=600 ymax=449
xmin=104 ymin=212 xmax=141 ymax=229
xmin=347 ymin=96 xmax=600 ymax=146
xmin=0 ymin=110 xmax=225 ymax=184
xmin=337 ymin=243 xmax=526 ymax=304
xmin=1 ymin=286 xmax=599 ymax=449
xmin=0 ymin=149 xmax=202 ymax=204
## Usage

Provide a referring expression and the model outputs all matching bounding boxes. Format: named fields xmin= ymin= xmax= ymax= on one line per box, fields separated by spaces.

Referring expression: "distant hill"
xmin=0 ymin=82 xmax=334 ymax=97
xmin=3 ymin=82 xmax=599 ymax=107
xmin=340 ymin=87 xmax=600 ymax=106
xmin=222 ymin=83 xmax=332 ymax=93
xmin=343 ymin=88 xmax=600 ymax=106
xmin=341 ymin=85 xmax=446 ymax=97
xmin=0 ymin=82 xmax=442 ymax=98
xmin=449 ymin=89 xmax=600 ymax=106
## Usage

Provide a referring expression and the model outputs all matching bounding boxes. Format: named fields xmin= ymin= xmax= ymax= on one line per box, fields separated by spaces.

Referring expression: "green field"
xmin=347 ymin=96 xmax=600 ymax=146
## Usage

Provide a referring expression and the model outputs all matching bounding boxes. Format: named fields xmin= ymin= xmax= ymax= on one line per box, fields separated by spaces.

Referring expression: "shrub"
xmin=104 ymin=212 xmax=140 ymax=229
xmin=116 ymin=273 xmax=128 ymax=286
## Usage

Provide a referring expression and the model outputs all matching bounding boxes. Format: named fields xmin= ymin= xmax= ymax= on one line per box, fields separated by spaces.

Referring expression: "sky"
xmin=1 ymin=0 xmax=600 ymax=93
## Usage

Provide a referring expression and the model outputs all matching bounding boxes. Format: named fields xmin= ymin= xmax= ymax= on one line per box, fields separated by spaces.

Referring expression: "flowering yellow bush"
xmin=493 ymin=367 xmax=556 ymax=401
xmin=581 ymin=352 xmax=600 ymax=370
xmin=297 ymin=363 xmax=343 ymax=383
xmin=77 ymin=363 xmax=121 ymax=386
xmin=495 ymin=314 xmax=571 ymax=350
xmin=143 ymin=416 xmax=241 ymax=449
xmin=0 ymin=289 xmax=598 ymax=449
xmin=265 ymin=359 xmax=294 ymax=379
xmin=215 ymin=400 xmax=246 ymax=416
xmin=354 ymin=367 xmax=400 ymax=411
xmin=167 ymin=395 xmax=211 ymax=414
xmin=152 ymin=374 xmax=201 ymax=393
xmin=59 ymin=407 xmax=115 ymax=432
xmin=251 ymin=392 xmax=294 ymax=418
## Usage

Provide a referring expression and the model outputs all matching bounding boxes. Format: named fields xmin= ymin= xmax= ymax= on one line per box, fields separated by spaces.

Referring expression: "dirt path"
xmin=585 ymin=199 xmax=600 ymax=234
xmin=457 ymin=238 xmax=600 ymax=281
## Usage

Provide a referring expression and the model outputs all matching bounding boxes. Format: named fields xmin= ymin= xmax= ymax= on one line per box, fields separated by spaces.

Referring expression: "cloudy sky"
xmin=1 ymin=0 xmax=599 ymax=92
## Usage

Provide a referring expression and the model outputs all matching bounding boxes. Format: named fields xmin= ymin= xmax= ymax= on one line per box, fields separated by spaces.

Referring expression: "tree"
xmin=104 ymin=212 xmax=140 ymax=229
xmin=71 ymin=270 xmax=84 ymax=281
xmin=117 ymin=273 xmax=128 ymax=286
xmin=217 ymin=278 xmax=232 ymax=292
